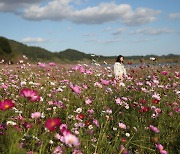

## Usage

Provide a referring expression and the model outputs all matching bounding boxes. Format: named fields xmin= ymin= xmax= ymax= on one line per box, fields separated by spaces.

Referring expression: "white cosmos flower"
xmin=74 ymin=108 xmax=82 ymax=113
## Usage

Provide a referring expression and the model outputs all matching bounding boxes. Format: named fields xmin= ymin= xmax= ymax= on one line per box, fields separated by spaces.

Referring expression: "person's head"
xmin=116 ymin=55 xmax=124 ymax=63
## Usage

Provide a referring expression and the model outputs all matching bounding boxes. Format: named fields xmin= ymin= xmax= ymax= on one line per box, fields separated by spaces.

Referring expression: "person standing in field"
xmin=114 ymin=55 xmax=127 ymax=86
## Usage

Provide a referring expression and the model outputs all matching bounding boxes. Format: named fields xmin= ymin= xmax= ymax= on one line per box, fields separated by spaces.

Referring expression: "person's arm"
xmin=123 ymin=67 xmax=127 ymax=77
xmin=114 ymin=63 xmax=119 ymax=76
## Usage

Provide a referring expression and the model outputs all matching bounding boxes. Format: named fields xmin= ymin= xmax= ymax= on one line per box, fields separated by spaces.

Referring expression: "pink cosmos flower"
xmin=101 ymin=79 xmax=110 ymax=85
xmin=45 ymin=118 xmax=61 ymax=131
xmin=59 ymin=124 xmax=80 ymax=147
xmin=70 ymin=83 xmax=81 ymax=94
xmin=88 ymin=109 xmax=94 ymax=114
xmin=93 ymin=119 xmax=99 ymax=127
xmin=1 ymin=83 xmax=8 ymax=90
xmin=94 ymin=82 xmax=102 ymax=88
xmin=118 ymin=123 xmax=126 ymax=129
xmin=120 ymin=145 xmax=128 ymax=154
xmin=63 ymin=131 xmax=80 ymax=147
xmin=86 ymin=69 xmax=93 ymax=75
xmin=49 ymin=62 xmax=56 ymax=66
xmin=149 ymin=125 xmax=160 ymax=133
xmin=38 ymin=62 xmax=46 ymax=68
xmin=79 ymin=66 xmax=85 ymax=73
xmin=85 ymin=98 xmax=92 ymax=105
xmin=31 ymin=112 xmax=41 ymax=119
xmin=161 ymin=71 xmax=168 ymax=75
xmin=72 ymin=65 xmax=80 ymax=71
xmin=156 ymin=144 xmax=167 ymax=154
xmin=72 ymin=149 xmax=83 ymax=154
xmin=115 ymin=98 xmax=124 ymax=105
xmin=53 ymin=146 xmax=63 ymax=154
xmin=20 ymin=88 xmax=40 ymax=102
xmin=155 ymin=108 xmax=162 ymax=114
xmin=53 ymin=101 xmax=66 ymax=109
xmin=60 ymin=124 xmax=68 ymax=134
xmin=0 ymin=99 xmax=15 ymax=110
xmin=152 ymin=93 xmax=161 ymax=101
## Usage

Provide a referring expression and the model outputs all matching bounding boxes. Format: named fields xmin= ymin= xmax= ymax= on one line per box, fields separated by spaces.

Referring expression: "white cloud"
xmin=112 ymin=28 xmax=126 ymax=35
xmin=168 ymin=13 xmax=180 ymax=20
xmin=21 ymin=37 xmax=48 ymax=43
xmin=104 ymin=38 xmax=121 ymax=44
xmin=102 ymin=27 xmax=112 ymax=32
xmin=22 ymin=1 xmax=160 ymax=25
xmin=131 ymin=38 xmax=151 ymax=43
xmin=0 ymin=0 xmax=42 ymax=12
xmin=85 ymin=38 xmax=120 ymax=44
xmin=130 ymin=28 xmax=174 ymax=35
xmin=82 ymin=33 xmax=95 ymax=36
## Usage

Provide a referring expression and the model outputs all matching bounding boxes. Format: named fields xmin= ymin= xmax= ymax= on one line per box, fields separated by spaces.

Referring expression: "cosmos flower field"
xmin=0 ymin=61 xmax=179 ymax=154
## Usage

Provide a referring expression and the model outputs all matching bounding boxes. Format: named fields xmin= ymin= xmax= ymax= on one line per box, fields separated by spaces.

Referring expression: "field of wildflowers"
xmin=0 ymin=60 xmax=179 ymax=154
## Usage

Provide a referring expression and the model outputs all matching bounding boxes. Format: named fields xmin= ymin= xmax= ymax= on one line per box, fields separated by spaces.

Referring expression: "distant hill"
xmin=0 ymin=36 xmax=179 ymax=64
xmin=0 ymin=36 xmax=96 ymax=63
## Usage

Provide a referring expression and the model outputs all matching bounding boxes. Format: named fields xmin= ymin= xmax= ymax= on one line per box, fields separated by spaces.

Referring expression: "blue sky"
xmin=0 ymin=0 xmax=180 ymax=56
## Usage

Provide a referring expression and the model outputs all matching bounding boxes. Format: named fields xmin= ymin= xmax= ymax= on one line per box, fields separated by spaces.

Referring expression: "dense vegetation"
xmin=0 ymin=62 xmax=179 ymax=153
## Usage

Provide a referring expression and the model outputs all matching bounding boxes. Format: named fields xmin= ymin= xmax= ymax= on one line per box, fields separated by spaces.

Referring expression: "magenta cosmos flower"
xmin=20 ymin=88 xmax=40 ymax=102
xmin=45 ymin=118 xmax=61 ymax=131
xmin=0 ymin=99 xmax=15 ymax=110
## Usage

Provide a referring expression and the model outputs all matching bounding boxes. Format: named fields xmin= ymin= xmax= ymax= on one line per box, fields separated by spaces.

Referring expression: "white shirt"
xmin=114 ymin=62 xmax=127 ymax=77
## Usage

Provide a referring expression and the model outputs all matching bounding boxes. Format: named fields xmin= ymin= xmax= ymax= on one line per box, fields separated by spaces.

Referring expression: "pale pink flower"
xmin=149 ymin=125 xmax=160 ymax=133
xmin=63 ymin=132 xmax=80 ymax=147
xmin=152 ymin=92 xmax=161 ymax=101
xmin=31 ymin=112 xmax=41 ymax=119
xmin=88 ymin=109 xmax=94 ymax=114
xmin=85 ymin=98 xmax=92 ymax=105
xmin=72 ymin=149 xmax=82 ymax=154
xmin=94 ymin=82 xmax=102 ymax=88
xmin=53 ymin=146 xmax=63 ymax=154
xmin=155 ymin=108 xmax=162 ymax=114
xmin=1 ymin=83 xmax=8 ymax=90
xmin=54 ymin=133 xmax=61 ymax=140
xmin=115 ymin=98 xmax=124 ymax=105
xmin=118 ymin=123 xmax=126 ymax=129
xmin=38 ymin=62 xmax=46 ymax=68
xmin=72 ymin=65 xmax=80 ymax=70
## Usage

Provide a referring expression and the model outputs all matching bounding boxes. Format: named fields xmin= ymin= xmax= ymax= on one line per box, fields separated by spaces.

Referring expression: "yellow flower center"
xmin=68 ymin=139 xmax=73 ymax=144
xmin=5 ymin=104 xmax=9 ymax=109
